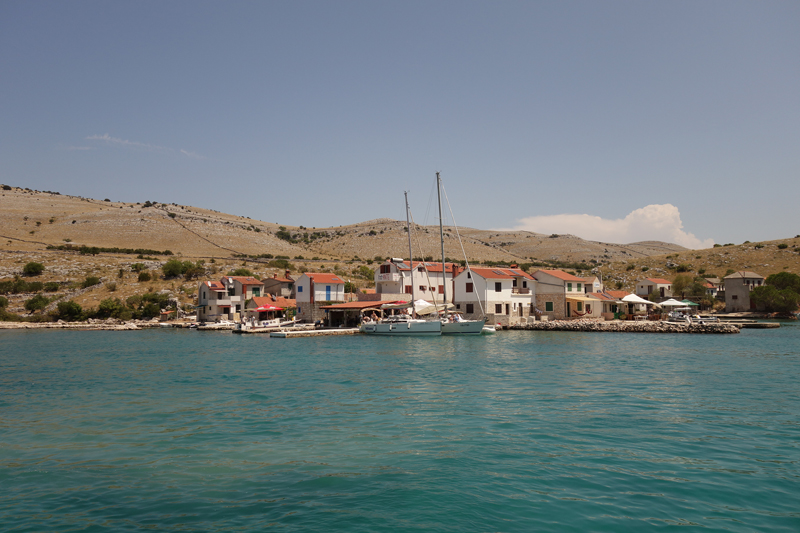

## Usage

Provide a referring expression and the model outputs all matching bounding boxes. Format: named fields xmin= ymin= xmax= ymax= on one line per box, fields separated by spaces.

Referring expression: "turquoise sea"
xmin=1 ymin=325 xmax=799 ymax=532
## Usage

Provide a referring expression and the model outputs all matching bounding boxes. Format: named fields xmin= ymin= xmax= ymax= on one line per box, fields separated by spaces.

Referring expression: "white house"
xmin=295 ymin=272 xmax=346 ymax=322
xmin=532 ymin=269 xmax=594 ymax=320
xmin=196 ymin=276 xmax=264 ymax=322
xmin=635 ymin=278 xmax=672 ymax=299
xmin=452 ymin=267 xmax=535 ymax=326
xmin=581 ymin=276 xmax=603 ymax=294
xmin=374 ymin=259 xmax=459 ymax=303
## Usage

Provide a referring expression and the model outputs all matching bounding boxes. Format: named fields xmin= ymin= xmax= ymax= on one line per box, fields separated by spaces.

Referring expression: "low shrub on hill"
xmin=22 ymin=262 xmax=45 ymax=276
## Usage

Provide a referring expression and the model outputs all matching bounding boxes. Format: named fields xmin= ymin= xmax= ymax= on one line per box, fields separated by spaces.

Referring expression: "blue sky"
xmin=2 ymin=1 xmax=798 ymax=248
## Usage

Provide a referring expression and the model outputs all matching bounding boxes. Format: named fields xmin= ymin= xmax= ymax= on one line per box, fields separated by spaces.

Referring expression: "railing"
xmin=376 ymin=273 xmax=400 ymax=282
xmin=512 ymin=288 xmax=530 ymax=294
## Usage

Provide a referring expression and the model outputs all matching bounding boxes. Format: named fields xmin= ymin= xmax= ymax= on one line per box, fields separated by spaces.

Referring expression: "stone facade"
xmin=535 ymin=293 xmax=566 ymax=321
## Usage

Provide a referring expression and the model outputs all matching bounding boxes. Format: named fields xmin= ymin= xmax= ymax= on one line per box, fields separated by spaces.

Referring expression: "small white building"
xmin=452 ymin=267 xmax=535 ymax=326
xmin=295 ymin=272 xmax=346 ymax=323
xmin=581 ymin=276 xmax=603 ymax=294
xmin=635 ymin=278 xmax=672 ymax=299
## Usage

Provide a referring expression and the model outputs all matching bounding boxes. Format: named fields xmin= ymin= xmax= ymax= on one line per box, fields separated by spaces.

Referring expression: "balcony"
xmin=512 ymin=288 xmax=530 ymax=295
xmin=376 ymin=273 xmax=400 ymax=282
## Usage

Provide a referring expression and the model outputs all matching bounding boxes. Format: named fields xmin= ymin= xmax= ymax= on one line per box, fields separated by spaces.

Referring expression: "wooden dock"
xmin=270 ymin=328 xmax=361 ymax=338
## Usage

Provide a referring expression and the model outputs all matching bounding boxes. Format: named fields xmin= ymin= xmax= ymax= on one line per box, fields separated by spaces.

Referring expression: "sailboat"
xmin=434 ymin=172 xmax=487 ymax=335
xmin=359 ymin=192 xmax=442 ymax=336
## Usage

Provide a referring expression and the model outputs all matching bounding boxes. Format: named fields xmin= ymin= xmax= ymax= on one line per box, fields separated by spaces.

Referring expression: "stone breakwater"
xmin=512 ymin=319 xmax=740 ymax=334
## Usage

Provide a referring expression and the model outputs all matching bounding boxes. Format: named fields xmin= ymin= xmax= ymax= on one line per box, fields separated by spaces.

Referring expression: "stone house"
xmin=196 ymin=276 xmax=264 ymax=322
xmin=261 ymin=270 xmax=296 ymax=299
xmin=532 ymin=269 xmax=592 ymax=320
xmin=295 ymin=272 xmax=346 ymax=323
xmin=723 ymin=271 xmax=765 ymax=312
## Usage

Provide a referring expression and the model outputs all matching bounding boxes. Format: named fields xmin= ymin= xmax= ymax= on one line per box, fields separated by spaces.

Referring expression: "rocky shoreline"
xmin=511 ymin=318 xmax=740 ymax=334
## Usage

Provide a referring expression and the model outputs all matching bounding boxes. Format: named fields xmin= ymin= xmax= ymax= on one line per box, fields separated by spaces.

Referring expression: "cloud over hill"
xmin=506 ymin=204 xmax=715 ymax=250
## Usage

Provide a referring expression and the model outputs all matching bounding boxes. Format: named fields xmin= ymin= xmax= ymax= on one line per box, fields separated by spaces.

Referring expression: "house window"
xmin=466 ymin=283 xmax=474 ymax=293
xmin=419 ymin=285 xmax=426 ymax=292
xmin=495 ymin=304 xmax=503 ymax=314
xmin=577 ymin=302 xmax=583 ymax=312
xmin=228 ymin=288 xmax=235 ymax=297
xmin=545 ymin=301 xmax=554 ymax=312
xmin=298 ymin=306 xmax=302 ymax=313
xmin=438 ymin=285 xmax=444 ymax=294
xmin=456 ymin=304 xmax=461 ymax=309
xmin=298 ymin=286 xmax=303 ymax=292
xmin=567 ymin=283 xmax=572 ymax=292
xmin=586 ymin=304 xmax=591 ymax=313
xmin=467 ymin=272 xmax=471 ymax=279
xmin=577 ymin=283 xmax=582 ymax=292
xmin=405 ymin=285 xmax=412 ymax=294
xmin=380 ymin=264 xmax=391 ymax=274
xmin=732 ymin=295 xmax=738 ymax=300
xmin=522 ymin=281 xmax=527 ymax=288
xmin=512 ymin=279 xmax=517 ymax=287
xmin=417 ymin=266 xmax=424 ymax=272
xmin=495 ymin=282 xmax=501 ymax=292
xmin=466 ymin=303 xmax=474 ymax=314
xmin=252 ymin=288 xmax=260 ymax=297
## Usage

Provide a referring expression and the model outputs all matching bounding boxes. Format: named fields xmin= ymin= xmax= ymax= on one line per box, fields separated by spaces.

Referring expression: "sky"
xmin=2 ymin=1 xmax=799 ymax=249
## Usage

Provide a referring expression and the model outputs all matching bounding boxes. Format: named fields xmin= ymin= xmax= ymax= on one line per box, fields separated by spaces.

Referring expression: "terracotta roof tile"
xmin=533 ymin=269 xmax=585 ymax=282
xmin=305 ymin=273 xmax=345 ymax=284
xmin=469 ymin=267 xmax=534 ymax=280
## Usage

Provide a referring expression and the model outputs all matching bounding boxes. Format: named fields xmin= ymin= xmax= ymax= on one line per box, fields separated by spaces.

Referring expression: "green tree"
xmin=22 ymin=262 xmax=45 ymax=276
xmin=97 ymin=298 xmax=125 ymax=318
xmin=82 ymin=276 xmax=101 ymax=288
xmin=138 ymin=271 xmax=151 ymax=282
xmin=228 ymin=268 xmax=253 ymax=277
xmin=750 ymin=285 xmax=800 ymax=314
xmin=671 ymin=275 xmax=692 ymax=298
xmin=0 ymin=295 xmax=8 ymax=308
xmin=55 ymin=300 xmax=82 ymax=321
xmin=24 ymin=294 xmax=49 ymax=312
xmin=162 ymin=258 xmax=189 ymax=278
xmin=765 ymin=272 xmax=800 ymax=294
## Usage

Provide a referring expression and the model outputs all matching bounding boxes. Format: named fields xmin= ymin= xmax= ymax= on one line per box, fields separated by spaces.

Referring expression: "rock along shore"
xmin=511 ymin=318 xmax=740 ymax=334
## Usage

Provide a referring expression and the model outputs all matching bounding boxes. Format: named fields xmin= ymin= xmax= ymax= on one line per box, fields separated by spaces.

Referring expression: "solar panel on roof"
xmin=492 ymin=270 xmax=505 ymax=275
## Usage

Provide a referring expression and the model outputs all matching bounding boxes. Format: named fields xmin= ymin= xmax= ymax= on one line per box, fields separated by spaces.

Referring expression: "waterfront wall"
xmin=512 ymin=318 xmax=740 ymax=334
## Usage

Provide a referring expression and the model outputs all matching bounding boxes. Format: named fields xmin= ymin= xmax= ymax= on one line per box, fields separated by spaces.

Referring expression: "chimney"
xmin=273 ymin=273 xmax=278 ymax=279
xmin=285 ymin=270 xmax=291 ymax=279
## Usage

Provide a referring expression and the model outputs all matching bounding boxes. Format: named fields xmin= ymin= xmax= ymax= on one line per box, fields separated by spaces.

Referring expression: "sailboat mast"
xmin=437 ymin=172 xmax=447 ymax=311
xmin=405 ymin=191 xmax=415 ymax=307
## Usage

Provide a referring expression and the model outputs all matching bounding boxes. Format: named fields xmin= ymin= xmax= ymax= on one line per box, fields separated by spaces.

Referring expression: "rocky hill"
xmin=1 ymin=185 xmax=798 ymax=314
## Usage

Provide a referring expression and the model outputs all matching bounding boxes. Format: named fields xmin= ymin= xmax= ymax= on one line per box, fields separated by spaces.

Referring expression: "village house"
xmin=723 ymin=271 xmax=765 ymax=312
xmin=452 ymin=267 xmax=535 ymax=326
xmin=261 ymin=270 xmax=296 ymax=299
xmin=295 ymin=272 xmax=346 ymax=323
xmin=245 ymin=294 xmax=296 ymax=322
xmin=532 ymin=269 xmax=593 ymax=320
xmin=373 ymin=259 xmax=458 ymax=303
xmin=635 ymin=277 xmax=672 ymax=299
xmin=581 ymin=276 xmax=603 ymax=294
xmin=196 ymin=276 xmax=264 ymax=322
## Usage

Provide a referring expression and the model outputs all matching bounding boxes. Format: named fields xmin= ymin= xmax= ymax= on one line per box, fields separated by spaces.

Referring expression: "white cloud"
xmin=505 ymin=204 xmax=715 ymax=249
xmin=86 ymin=134 xmax=205 ymax=159
xmin=87 ymin=133 xmax=171 ymax=154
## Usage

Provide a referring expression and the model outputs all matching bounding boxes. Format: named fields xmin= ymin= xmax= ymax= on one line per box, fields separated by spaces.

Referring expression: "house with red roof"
xmin=532 ymin=269 xmax=595 ymax=319
xmin=196 ymin=276 xmax=264 ymax=322
xmin=295 ymin=272 xmax=346 ymax=322
xmin=261 ymin=270 xmax=296 ymax=299
xmin=374 ymin=259 xmax=460 ymax=303
xmin=452 ymin=267 xmax=536 ymax=326
xmin=635 ymin=278 xmax=672 ymax=299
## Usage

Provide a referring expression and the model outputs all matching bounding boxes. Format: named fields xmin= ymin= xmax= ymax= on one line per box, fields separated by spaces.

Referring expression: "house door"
xmin=326 ymin=286 xmax=331 ymax=300
xmin=566 ymin=301 xmax=571 ymax=317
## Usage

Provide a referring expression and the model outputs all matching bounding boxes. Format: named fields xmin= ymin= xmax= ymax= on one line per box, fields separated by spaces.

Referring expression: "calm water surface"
xmin=1 ymin=325 xmax=799 ymax=531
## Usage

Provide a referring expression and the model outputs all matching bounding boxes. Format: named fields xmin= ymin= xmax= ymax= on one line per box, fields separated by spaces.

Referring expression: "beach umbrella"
xmin=659 ymin=299 xmax=686 ymax=307
xmin=256 ymin=305 xmax=284 ymax=311
xmin=622 ymin=294 xmax=659 ymax=306
xmin=681 ymin=299 xmax=699 ymax=306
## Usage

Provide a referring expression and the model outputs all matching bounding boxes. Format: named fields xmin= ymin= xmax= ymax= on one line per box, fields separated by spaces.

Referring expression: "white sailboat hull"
xmin=441 ymin=319 xmax=486 ymax=335
xmin=360 ymin=320 xmax=442 ymax=336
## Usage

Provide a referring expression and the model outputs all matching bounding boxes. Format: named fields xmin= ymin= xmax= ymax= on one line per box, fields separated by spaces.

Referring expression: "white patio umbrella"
xmin=622 ymin=294 xmax=660 ymax=307
xmin=659 ymin=298 xmax=686 ymax=307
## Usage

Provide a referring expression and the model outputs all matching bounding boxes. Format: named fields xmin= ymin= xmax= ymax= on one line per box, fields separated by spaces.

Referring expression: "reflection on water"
xmin=1 ymin=327 xmax=799 ymax=532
